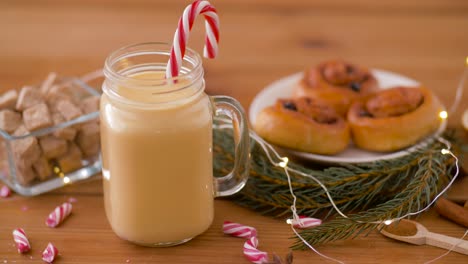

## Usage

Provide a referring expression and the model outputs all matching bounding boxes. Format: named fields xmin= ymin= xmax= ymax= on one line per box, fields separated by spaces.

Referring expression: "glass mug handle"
xmin=211 ymin=96 xmax=250 ymax=197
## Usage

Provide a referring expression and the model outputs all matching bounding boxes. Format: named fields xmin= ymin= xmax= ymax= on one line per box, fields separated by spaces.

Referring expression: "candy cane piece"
xmin=223 ymin=221 xmax=257 ymax=239
xmin=46 ymin=202 xmax=73 ymax=228
xmin=42 ymin=242 xmax=59 ymax=263
xmin=166 ymin=0 xmax=220 ymax=78
xmin=243 ymin=237 xmax=268 ymax=264
xmin=287 ymin=216 xmax=322 ymax=229
xmin=12 ymin=228 xmax=31 ymax=253
xmin=0 ymin=185 xmax=11 ymax=197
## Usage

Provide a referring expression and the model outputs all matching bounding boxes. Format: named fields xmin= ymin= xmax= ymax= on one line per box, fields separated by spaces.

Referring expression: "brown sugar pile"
xmin=384 ymin=220 xmax=417 ymax=236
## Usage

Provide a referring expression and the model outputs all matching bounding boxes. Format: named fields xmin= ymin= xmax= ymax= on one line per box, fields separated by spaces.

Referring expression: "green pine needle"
xmin=213 ymin=126 xmax=464 ymax=249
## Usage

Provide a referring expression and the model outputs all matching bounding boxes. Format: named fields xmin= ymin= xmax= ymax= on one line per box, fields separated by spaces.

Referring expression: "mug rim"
xmin=103 ymin=42 xmax=203 ymax=87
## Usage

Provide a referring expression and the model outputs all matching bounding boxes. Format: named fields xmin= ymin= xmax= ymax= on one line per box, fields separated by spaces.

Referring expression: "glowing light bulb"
xmin=63 ymin=177 xmax=70 ymax=184
xmin=441 ymin=149 xmax=450 ymax=155
xmin=384 ymin=220 xmax=393 ymax=225
xmin=439 ymin=111 xmax=448 ymax=119
xmin=279 ymin=157 xmax=289 ymax=168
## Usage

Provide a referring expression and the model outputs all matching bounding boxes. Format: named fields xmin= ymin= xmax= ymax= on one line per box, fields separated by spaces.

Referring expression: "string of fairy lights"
xmin=248 ymin=131 xmax=462 ymax=264
xmin=216 ymin=57 xmax=468 ymax=263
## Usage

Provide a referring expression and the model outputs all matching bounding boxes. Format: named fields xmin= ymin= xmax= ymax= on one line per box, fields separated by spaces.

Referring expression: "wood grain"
xmin=0 ymin=0 xmax=467 ymax=263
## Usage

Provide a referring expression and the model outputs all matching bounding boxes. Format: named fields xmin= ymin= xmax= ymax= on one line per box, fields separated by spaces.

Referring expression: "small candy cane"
xmin=46 ymin=202 xmax=72 ymax=228
xmin=287 ymin=216 xmax=322 ymax=229
xmin=243 ymin=237 xmax=268 ymax=264
xmin=42 ymin=242 xmax=59 ymax=263
xmin=12 ymin=228 xmax=31 ymax=253
xmin=0 ymin=185 xmax=11 ymax=197
xmin=166 ymin=0 xmax=220 ymax=78
xmin=223 ymin=221 xmax=257 ymax=239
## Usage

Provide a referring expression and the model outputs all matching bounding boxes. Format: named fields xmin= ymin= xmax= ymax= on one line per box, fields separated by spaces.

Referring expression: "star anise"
xmin=266 ymin=251 xmax=293 ymax=264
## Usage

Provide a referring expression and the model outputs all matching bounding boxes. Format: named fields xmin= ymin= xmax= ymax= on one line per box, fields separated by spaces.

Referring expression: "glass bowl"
xmin=0 ymin=77 xmax=101 ymax=196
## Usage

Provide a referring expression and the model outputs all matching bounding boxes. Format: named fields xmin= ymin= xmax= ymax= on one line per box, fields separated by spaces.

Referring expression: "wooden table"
xmin=1 ymin=0 xmax=467 ymax=263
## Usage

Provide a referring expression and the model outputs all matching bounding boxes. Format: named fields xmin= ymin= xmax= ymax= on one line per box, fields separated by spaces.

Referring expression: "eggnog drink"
xmin=101 ymin=43 xmax=250 ymax=247
xmin=101 ymin=70 xmax=214 ymax=245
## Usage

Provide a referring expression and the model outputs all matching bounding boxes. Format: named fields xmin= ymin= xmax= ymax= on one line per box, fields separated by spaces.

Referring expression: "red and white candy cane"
xmin=12 ymin=228 xmax=31 ymax=253
xmin=287 ymin=216 xmax=322 ymax=229
xmin=243 ymin=237 xmax=268 ymax=264
xmin=0 ymin=185 xmax=11 ymax=197
xmin=223 ymin=221 xmax=257 ymax=239
xmin=42 ymin=242 xmax=59 ymax=263
xmin=46 ymin=202 xmax=73 ymax=228
xmin=166 ymin=0 xmax=220 ymax=78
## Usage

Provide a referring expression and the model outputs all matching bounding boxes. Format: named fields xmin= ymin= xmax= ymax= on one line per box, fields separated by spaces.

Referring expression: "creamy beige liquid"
xmin=101 ymin=71 xmax=214 ymax=245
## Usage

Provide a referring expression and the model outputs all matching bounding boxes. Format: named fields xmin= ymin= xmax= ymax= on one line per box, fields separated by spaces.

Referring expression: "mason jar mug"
xmin=100 ymin=42 xmax=250 ymax=246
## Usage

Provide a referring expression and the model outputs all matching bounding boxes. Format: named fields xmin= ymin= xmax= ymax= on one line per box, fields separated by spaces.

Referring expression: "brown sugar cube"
xmin=40 ymin=72 xmax=58 ymax=95
xmin=57 ymin=142 xmax=83 ymax=173
xmin=0 ymin=109 xmax=22 ymax=133
xmin=0 ymin=90 xmax=18 ymax=110
xmin=0 ymin=141 xmax=6 ymax=166
xmin=55 ymin=100 xmax=82 ymax=121
xmin=12 ymin=125 xmax=41 ymax=166
xmin=39 ymin=136 xmax=68 ymax=159
xmin=76 ymin=122 xmax=100 ymax=157
xmin=32 ymin=156 xmax=52 ymax=181
xmin=46 ymin=93 xmax=73 ymax=111
xmin=23 ymin=103 xmax=53 ymax=131
xmin=80 ymin=96 xmax=100 ymax=114
xmin=15 ymin=161 xmax=37 ymax=185
xmin=51 ymin=113 xmax=77 ymax=140
xmin=48 ymin=82 xmax=75 ymax=97
xmin=13 ymin=124 xmax=28 ymax=136
xmin=51 ymin=112 xmax=77 ymax=140
xmin=16 ymin=86 xmax=44 ymax=111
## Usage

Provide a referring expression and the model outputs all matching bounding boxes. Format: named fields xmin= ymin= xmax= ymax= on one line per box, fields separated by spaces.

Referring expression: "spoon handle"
xmin=426 ymin=231 xmax=468 ymax=255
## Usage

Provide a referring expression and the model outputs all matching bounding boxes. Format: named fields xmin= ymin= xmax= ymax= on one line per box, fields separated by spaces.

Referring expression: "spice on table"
xmin=435 ymin=197 xmax=468 ymax=228
xmin=267 ymin=252 xmax=294 ymax=264
xmin=383 ymin=220 xmax=417 ymax=236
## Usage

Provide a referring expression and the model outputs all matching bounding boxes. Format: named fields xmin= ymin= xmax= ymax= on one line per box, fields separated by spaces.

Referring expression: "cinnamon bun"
xmin=293 ymin=60 xmax=379 ymax=116
xmin=254 ymin=97 xmax=350 ymax=155
xmin=347 ymin=86 xmax=444 ymax=152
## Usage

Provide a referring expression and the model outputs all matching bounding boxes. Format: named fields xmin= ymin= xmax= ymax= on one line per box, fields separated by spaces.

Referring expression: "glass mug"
xmin=100 ymin=42 xmax=250 ymax=246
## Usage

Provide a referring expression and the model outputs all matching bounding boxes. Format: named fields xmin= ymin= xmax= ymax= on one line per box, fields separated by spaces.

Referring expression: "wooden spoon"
xmin=380 ymin=219 xmax=468 ymax=255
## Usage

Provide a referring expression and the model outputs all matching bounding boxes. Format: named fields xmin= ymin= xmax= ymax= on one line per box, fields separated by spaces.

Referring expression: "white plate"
xmin=249 ymin=69 xmax=447 ymax=164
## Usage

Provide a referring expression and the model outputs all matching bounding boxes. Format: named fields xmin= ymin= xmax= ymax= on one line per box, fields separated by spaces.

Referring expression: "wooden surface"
xmin=1 ymin=0 xmax=467 ymax=263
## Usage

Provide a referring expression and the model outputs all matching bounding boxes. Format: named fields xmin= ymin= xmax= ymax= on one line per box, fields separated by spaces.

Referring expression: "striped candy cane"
xmin=42 ymin=242 xmax=59 ymax=263
xmin=243 ymin=237 xmax=269 ymax=264
xmin=223 ymin=221 xmax=257 ymax=239
xmin=0 ymin=185 xmax=11 ymax=197
xmin=46 ymin=202 xmax=73 ymax=228
xmin=12 ymin=228 xmax=31 ymax=253
xmin=287 ymin=216 xmax=322 ymax=229
xmin=166 ymin=0 xmax=220 ymax=78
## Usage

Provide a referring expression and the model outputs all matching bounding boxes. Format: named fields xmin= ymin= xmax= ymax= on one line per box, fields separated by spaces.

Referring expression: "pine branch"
xmin=291 ymin=148 xmax=453 ymax=248
xmin=213 ymin=126 xmax=464 ymax=247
